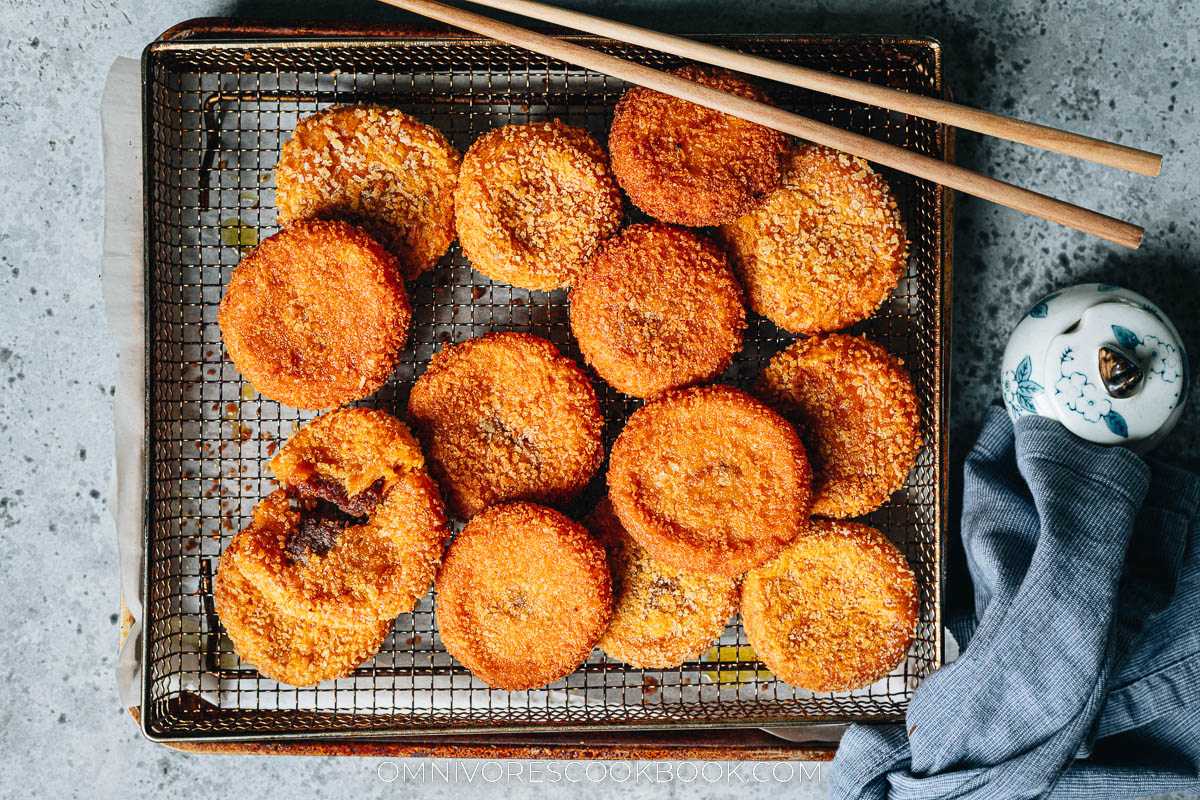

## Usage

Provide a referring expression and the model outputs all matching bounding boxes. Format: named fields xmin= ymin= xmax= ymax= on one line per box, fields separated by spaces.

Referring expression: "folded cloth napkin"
xmin=831 ymin=405 xmax=1200 ymax=799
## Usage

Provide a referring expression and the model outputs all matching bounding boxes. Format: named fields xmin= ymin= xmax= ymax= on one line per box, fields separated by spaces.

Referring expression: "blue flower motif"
xmin=1054 ymin=347 xmax=1127 ymax=437
xmin=1135 ymin=334 xmax=1181 ymax=383
xmin=1003 ymin=355 xmax=1043 ymax=416
xmin=1055 ymin=371 xmax=1111 ymax=422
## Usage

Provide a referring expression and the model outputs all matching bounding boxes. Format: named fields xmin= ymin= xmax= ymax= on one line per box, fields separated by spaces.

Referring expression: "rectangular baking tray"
xmin=140 ymin=20 xmax=952 ymax=743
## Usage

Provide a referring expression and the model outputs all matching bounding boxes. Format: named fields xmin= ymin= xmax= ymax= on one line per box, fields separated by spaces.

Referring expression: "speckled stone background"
xmin=1 ymin=0 xmax=1197 ymax=797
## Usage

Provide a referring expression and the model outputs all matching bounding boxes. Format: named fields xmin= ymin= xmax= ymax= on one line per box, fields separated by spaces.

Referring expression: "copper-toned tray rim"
xmin=134 ymin=17 xmax=953 ymax=756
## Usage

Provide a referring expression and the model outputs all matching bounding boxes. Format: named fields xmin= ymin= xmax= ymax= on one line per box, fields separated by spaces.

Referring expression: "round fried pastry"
xmin=454 ymin=120 xmax=623 ymax=291
xmin=741 ymin=519 xmax=919 ymax=692
xmin=435 ymin=502 xmax=613 ymax=690
xmin=587 ymin=498 xmax=738 ymax=669
xmin=607 ymin=385 xmax=812 ymax=577
xmin=756 ymin=334 xmax=921 ymax=518
xmin=234 ymin=408 xmax=449 ymax=626
xmin=719 ymin=144 xmax=907 ymax=335
xmin=215 ymin=543 xmax=393 ymax=687
xmin=406 ymin=332 xmax=603 ymax=519
xmin=217 ymin=220 xmax=411 ymax=410
xmin=608 ymin=65 xmax=789 ymax=226
xmin=275 ymin=104 xmax=461 ymax=281
xmin=569 ymin=223 xmax=746 ymax=399
xmin=233 ymin=481 xmax=447 ymax=628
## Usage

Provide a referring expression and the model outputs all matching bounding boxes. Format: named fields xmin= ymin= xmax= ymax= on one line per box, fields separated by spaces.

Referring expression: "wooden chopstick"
xmin=379 ymin=0 xmax=1145 ymax=248
xmin=457 ymin=0 xmax=1163 ymax=178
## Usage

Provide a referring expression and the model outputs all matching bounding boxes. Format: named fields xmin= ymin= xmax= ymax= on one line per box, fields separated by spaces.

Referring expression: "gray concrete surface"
xmin=0 ymin=0 xmax=1197 ymax=797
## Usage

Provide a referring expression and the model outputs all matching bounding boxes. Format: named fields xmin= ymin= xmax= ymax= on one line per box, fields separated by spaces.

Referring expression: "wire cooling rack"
xmin=140 ymin=28 xmax=951 ymax=741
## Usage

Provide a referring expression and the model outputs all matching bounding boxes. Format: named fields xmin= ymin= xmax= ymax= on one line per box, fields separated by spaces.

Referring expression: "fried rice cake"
xmin=454 ymin=120 xmax=623 ymax=291
xmin=234 ymin=408 xmax=450 ymax=628
xmin=215 ymin=517 xmax=395 ymax=687
xmin=569 ymin=223 xmax=746 ymax=399
xmin=217 ymin=220 xmax=411 ymax=410
xmin=435 ymin=502 xmax=613 ymax=690
xmin=406 ymin=332 xmax=604 ymax=519
xmin=607 ymin=65 xmax=790 ymax=227
xmin=607 ymin=385 xmax=812 ymax=577
xmin=741 ymin=518 xmax=919 ymax=692
xmin=719 ymin=144 xmax=907 ymax=335
xmin=275 ymin=104 xmax=461 ymax=281
xmin=755 ymin=334 xmax=921 ymax=518
xmin=587 ymin=498 xmax=739 ymax=669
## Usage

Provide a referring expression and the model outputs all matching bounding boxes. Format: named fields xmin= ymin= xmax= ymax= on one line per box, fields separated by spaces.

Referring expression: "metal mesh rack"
xmin=141 ymin=29 xmax=951 ymax=741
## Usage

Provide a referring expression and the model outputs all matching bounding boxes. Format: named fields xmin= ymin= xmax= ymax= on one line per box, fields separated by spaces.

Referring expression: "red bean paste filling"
xmin=283 ymin=475 xmax=387 ymax=564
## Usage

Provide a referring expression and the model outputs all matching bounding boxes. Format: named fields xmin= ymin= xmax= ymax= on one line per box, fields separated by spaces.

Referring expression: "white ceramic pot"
xmin=1001 ymin=283 xmax=1188 ymax=453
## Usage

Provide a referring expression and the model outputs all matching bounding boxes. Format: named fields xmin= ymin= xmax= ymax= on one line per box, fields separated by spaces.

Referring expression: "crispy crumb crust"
xmin=275 ymin=104 xmax=461 ymax=281
xmin=569 ymin=223 xmax=747 ymax=399
xmin=406 ymin=332 xmax=604 ymax=519
xmin=718 ymin=144 xmax=908 ymax=335
xmin=741 ymin=519 xmax=919 ymax=693
xmin=755 ymin=334 xmax=922 ymax=518
xmin=454 ymin=120 xmax=623 ymax=291
xmin=587 ymin=498 xmax=739 ymax=669
xmin=607 ymin=385 xmax=812 ymax=577
xmin=269 ymin=407 xmax=426 ymax=497
xmin=434 ymin=502 xmax=613 ymax=690
xmin=608 ymin=65 xmax=790 ymax=227
xmin=233 ymin=409 xmax=449 ymax=627
xmin=215 ymin=542 xmax=394 ymax=687
xmin=217 ymin=219 xmax=411 ymax=410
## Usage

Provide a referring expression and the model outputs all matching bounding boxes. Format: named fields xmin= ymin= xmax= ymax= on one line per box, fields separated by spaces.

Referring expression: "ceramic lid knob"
xmin=1001 ymin=283 xmax=1188 ymax=453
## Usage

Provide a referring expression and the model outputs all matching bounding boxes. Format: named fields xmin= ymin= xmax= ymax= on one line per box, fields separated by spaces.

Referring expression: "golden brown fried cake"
xmin=454 ymin=120 xmax=623 ymax=291
xmin=569 ymin=223 xmax=747 ymax=399
xmin=587 ymin=498 xmax=739 ymax=669
xmin=217 ymin=220 xmax=411 ymax=410
xmin=234 ymin=409 xmax=449 ymax=627
xmin=275 ymin=104 xmax=461 ymax=281
xmin=406 ymin=332 xmax=604 ymax=519
xmin=756 ymin=334 xmax=921 ymax=518
xmin=607 ymin=385 xmax=812 ymax=577
xmin=719 ymin=144 xmax=907 ymax=335
xmin=741 ymin=519 xmax=919 ymax=692
xmin=435 ymin=502 xmax=613 ymax=690
xmin=608 ymin=65 xmax=790 ymax=227
xmin=215 ymin=528 xmax=394 ymax=687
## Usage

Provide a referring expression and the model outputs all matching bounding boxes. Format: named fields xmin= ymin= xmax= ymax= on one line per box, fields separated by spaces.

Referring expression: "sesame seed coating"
xmin=718 ymin=144 xmax=908 ymax=335
xmin=406 ymin=332 xmax=604 ymax=520
xmin=607 ymin=385 xmax=812 ymax=577
xmin=741 ymin=519 xmax=919 ymax=693
xmin=435 ymin=502 xmax=613 ymax=691
xmin=587 ymin=497 xmax=739 ymax=669
xmin=215 ymin=531 xmax=395 ymax=688
xmin=275 ymin=104 xmax=461 ymax=281
xmin=217 ymin=219 xmax=411 ymax=410
xmin=569 ymin=223 xmax=747 ymax=400
xmin=755 ymin=334 xmax=922 ymax=518
xmin=454 ymin=120 xmax=623 ymax=291
xmin=608 ymin=65 xmax=790 ymax=227
xmin=234 ymin=409 xmax=450 ymax=628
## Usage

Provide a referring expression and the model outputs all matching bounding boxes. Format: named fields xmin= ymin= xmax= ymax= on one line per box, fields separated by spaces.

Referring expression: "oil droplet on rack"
xmin=701 ymin=644 xmax=773 ymax=686
xmin=219 ymin=218 xmax=258 ymax=248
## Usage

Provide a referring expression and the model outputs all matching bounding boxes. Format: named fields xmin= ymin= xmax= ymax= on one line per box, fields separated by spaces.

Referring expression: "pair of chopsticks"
xmin=379 ymin=0 xmax=1162 ymax=249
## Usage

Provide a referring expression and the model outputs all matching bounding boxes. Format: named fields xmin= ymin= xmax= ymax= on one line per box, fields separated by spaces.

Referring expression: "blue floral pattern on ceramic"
xmin=1054 ymin=348 xmax=1128 ymax=437
xmin=1110 ymin=324 xmax=1184 ymax=409
xmin=1003 ymin=355 xmax=1043 ymax=416
xmin=1027 ymin=291 xmax=1062 ymax=319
